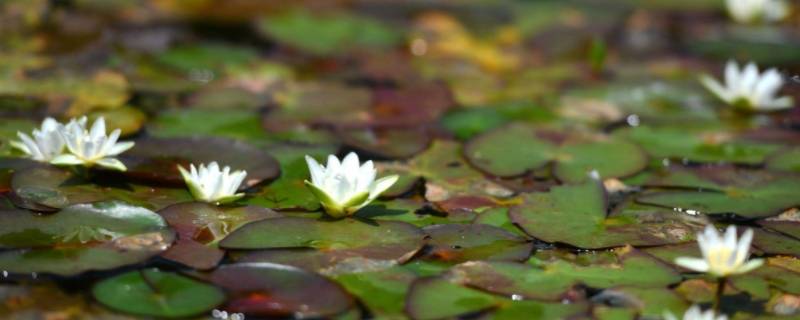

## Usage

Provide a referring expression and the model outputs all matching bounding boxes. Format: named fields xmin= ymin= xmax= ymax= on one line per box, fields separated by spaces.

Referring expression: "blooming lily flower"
xmin=664 ymin=305 xmax=728 ymax=320
xmin=50 ymin=116 xmax=135 ymax=171
xmin=675 ymin=225 xmax=763 ymax=278
xmin=10 ymin=117 xmax=65 ymax=162
xmin=700 ymin=61 xmax=793 ymax=111
xmin=178 ymin=162 xmax=247 ymax=204
xmin=305 ymin=152 xmax=398 ymax=218
xmin=726 ymin=0 xmax=789 ymax=24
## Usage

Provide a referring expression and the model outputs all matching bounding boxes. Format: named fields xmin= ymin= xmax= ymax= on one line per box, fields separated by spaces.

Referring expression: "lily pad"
xmin=158 ymin=202 xmax=280 ymax=269
xmin=636 ymin=167 xmax=800 ymax=219
xmin=256 ymin=9 xmax=401 ymax=55
xmin=92 ymin=268 xmax=225 ymax=318
xmin=0 ymin=201 xmax=174 ymax=276
xmin=121 ymin=137 xmax=280 ymax=187
xmin=404 ymin=276 xmax=588 ymax=320
xmin=616 ymin=126 xmax=782 ymax=165
xmin=337 ymin=128 xmax=431 ymax=159
xmin=0 ymin=201 xmax=168 ymax=247
xmin=386 ymin=140 xmax=512 ymax=203
xmin=332 ymin=267 xmax=416 ymax=318
xmin=0 ymin=230 xmax=174 ymax=276
xmin=465 ymin=123 xmax=647 ymax=182
xmin=767 ymin=148 xmax=800 ymax=173
xmin=10 ymin=166 xmax=191 ymax=211
xmin=421 ymin=224 xmax=533 ymax=263
xmin=222 ymin=217 xmax=425 ymax=271
xmin=210 ymin=263 xmax=354 ymax=318
xmin=511 ymin=182 xmax=699 ymax=249
xmin=442 ymin=250 xmax=680 ymax=301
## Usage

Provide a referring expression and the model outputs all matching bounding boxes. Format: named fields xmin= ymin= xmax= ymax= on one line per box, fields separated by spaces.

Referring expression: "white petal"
xmin=326 ymin=154 xmax=341 ymax=174
xmin=357 ymin=160 xmax=376 ymax=192
xmin=738 ymin=63 xmax=760 ymax=94
xmin=700 ymin=75 xmax=732 ymax=103
xmin=305 ymin=155 xmax=325 ymax=185
xmin=95 ymin=157 xmax=127 ymax=171
xmin=50 ymin=154 xmax=85 ymax=166
xmin=735 ymin=228 xmax=754 ymax=263
xmin=735 ymin=258 xmax=764 ymax=274
xmin=724 ymin=60 xmax=739 ymax=89
xmin=90 ymin=117 xmax=106 ymax=141
xmin=675 ymin=257 xmax=710 ymax=273
xmin=341 ymin=152 xmax=360 ymax=175
xmin=107 ymin=140 xmax=135 ymax=156
xmin=368 ymin=175 xmax=399 ymax=200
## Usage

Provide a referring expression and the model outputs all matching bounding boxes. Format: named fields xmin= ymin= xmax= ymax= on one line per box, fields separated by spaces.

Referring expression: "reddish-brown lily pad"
xmin=210 ymin=263 xmax=354 ymax=318
xmin=158 ymin=202 xmax=280 ymax=269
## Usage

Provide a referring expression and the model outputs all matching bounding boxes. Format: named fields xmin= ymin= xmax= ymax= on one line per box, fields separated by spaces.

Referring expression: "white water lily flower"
xmin=675 ymin=225 xmax=764 ymax=278
xmin=700 ymin=61 xmax=793 ymax=111
xmin=305 ymin=152 xmax=398 ymax=218
xmin=178 ymin=162 xmax=247 ymax=204
xmin=50 ymin=116 xmax=135 ymax=171
xmin=664 ymin=305 xmax=728 ymax=320
xmin=726 ymin=0 xmax=789 ymax=24
xmin=10 ymin=117 xmax=66 ymax=162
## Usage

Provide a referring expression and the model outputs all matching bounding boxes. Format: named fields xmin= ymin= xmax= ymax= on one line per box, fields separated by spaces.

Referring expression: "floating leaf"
xmin=466 ymin=123 xmax=646 ymax=182
xmin=636 ymin=167 xmax=800 ymax=218
xmin=443 ymin=250 xmax=680 ymax=301
xmin=222 ymin=217 xmax=425 ymax=272
xmin=10 ymin=166 xmax=191 ymax=211
xmin=511 ymin=182 xmax=698 ymax=248
xmin=616 ymin=126 xmax=782 ymax=165
xmin=421 ymin=224 xmax=533 ymax=263
xmin=332 ymin=267 xmax=416 ymax=318
xmin=158 ymin=202 xmax=280 ymax=269
xmin=210 ymin=263 xmax=354 ymax=318
xmin=256 ymin=9 xmax=401 ymax=55
xmin=93 ymin=268 xmax=225 ymax=318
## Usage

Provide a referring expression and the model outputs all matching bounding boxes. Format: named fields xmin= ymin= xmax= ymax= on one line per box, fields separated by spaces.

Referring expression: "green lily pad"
xmin=751 ymin=228 xmax=800 ymax=256
xmin=256 ymin=9 xmax=401 ymax=55
xmin=443 ymin=250 xmax=680 ymax=301
xmin=0 ymin=201 xmax=174 ymax=276
xmin=465 ymin=123 xmax=647 ymax=182
xmin=0 ymin=201 xmax=168 ymax=247
xmin=10 ymin=166 xmax=191 ymax=211
xmin=616 ymin=126 xmax=782 ymax=165
xmin=404 ymin=277 xmax=499 ymax=320
xmin=149 ymin=109 xmax=269 ymax=142
xmin=766 ymin=148 xmax=800 ymax=173
xmin=121 ymin=137 xmax=280 ymax=187
xmin=464 ymin=123 xmax=554 ymax=177
xmin=332 ymin=267 xmax=416 ymax=318
xmin=636 ymin=168 xmax=800 ymax=219
xmin=405 ymin=276 xmax=589 ymax=320
xmin=421 ymin=224 xmax=533 ymax=263
xmin=157 ymin=202 xmax=280 ymax=269
xmin=92 ymin=268 xmax=225 ymax=318
xmin=387 ymin=140 xmax=512 ymax=203
xmin=511 ymin=182 xmax=699 ymax=249
xmin=0 ymin=230 xmax=174 ymax=276
xmin=222 ymin=217 xmax=425 ymax=271
xmin=210 ymin=263 xmax=354 ymax=318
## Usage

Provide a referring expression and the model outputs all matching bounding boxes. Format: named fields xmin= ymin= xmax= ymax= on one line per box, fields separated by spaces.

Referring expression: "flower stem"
xmin=714 ymin=276 xmax=726 ymax=312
